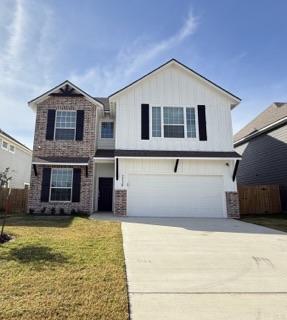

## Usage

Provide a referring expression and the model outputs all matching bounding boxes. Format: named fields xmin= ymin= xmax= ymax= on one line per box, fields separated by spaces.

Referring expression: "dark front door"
xmin=98 ymin=177 xmax=113 ymax=211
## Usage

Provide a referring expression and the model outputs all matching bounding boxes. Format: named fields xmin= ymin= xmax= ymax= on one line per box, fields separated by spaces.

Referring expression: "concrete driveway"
xmin=121 ymin=218 xmax=287 ymax=320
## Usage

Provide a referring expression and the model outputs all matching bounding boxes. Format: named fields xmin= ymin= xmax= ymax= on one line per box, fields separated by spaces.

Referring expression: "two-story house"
xmin=0 ymin=129 xmax=32 ymax=188
xmin=28 ymin=59 xmax=241 ymax=217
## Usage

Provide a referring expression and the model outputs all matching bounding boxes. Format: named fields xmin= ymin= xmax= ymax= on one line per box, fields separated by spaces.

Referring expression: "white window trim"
xmin=54 ymin=110 xmax=77 ymax=141
xmin=151 ymin=106 xmax=162 ymax=138
xmin=186 ymin=107 xmax=198 ymax=138
xmin=1 ymin=140 xmax=9 ymax=151
xmin=150 ymin=106 xmax=198 ymax=139
xmin=9 ymin=144 xmax=15 ymax=153
xmin=49 ymin=168 xmax=73 ymax=203
xmin=100 ymin=120 xmax=114 ymax=139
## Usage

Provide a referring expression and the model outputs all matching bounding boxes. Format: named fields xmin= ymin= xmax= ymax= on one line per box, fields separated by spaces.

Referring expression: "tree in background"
xmin=0 ymin=167 xmax=12 ymax=188
xmin=0 ymin=168 xmax=12 ymax=242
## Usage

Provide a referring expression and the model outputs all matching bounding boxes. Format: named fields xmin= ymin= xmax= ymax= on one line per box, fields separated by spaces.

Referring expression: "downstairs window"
xmin=50 ymin=168 xmax=73 ymax=201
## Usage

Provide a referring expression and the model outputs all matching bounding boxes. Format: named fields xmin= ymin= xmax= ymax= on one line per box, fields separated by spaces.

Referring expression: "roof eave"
xmin=28 ymin=80 xmax=104 ymax=111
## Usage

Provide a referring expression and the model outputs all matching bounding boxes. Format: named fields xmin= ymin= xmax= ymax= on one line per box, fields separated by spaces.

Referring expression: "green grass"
xmin=241 ymin=213 xmax=287 ymax=233
xmin=0 ymin=216 xmax=129 ymax=320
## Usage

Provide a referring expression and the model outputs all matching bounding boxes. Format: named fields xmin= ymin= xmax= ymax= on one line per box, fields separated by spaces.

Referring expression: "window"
xmin=101 ymin=122 xmax=114 ymax=138
xmin=2 ymin=140 xmax=8 ymax=150
xmin=152 ymin=107 xmax=161 ymax=137
xmin=55 ymin=111 xmax=76 ymax=140
xmin=186 ymin=108 xmax=196 ymax=138
xmin=9 ymin=145 xmax=15 ymax=153
xmin=50 ymin=168 xmax=73 ymax=201
xmin=163 ymin=107 xmax=184 ymax=138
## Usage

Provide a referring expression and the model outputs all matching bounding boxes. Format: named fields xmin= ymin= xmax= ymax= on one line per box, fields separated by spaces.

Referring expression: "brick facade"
xmin=114 ymin=190 xmax=127 ymax=216
xmin=28 ymin=96 xmax=97 ymax=214
xmin=225 ymin=192 xmax=240 ymax=218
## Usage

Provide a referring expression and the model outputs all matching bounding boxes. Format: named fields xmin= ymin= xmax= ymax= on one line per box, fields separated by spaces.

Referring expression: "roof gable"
xmin=28 ymin=80 xmax=104 ymax=110
xmin=234 ymin=102 xmax=287 ymax=143
xmin=109 ymin=58 xmax=241 ymax=106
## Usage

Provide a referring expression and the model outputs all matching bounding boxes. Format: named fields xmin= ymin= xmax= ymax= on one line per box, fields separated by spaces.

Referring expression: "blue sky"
xmin=1 ymin=0 xmax=287 ymax=148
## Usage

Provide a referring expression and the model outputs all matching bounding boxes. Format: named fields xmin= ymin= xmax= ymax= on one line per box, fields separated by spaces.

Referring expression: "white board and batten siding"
xmin=112 ymin=62 xmax=235 ymax=151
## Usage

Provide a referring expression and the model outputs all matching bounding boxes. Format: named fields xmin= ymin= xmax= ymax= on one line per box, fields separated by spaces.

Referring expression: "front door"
xmin=98 ymin=177 xmax=113 ymax=211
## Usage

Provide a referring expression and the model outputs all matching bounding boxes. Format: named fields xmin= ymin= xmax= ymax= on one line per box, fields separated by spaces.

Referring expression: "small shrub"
xmin=41 ymin=207 xmax=46 ymax=214
xmin=60 ymin=208 xmax=65 ymax=215
xmin=29 ymin=208 xmax=35 ymax=215
xmin=50 ymin=207 xmax=56 ymax=215
xmin=71 ymin=209 xmax=76 ymax=216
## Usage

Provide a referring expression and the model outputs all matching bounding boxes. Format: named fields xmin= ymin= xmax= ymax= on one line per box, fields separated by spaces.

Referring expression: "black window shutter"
xmin=141 ymin=104 xmax=149 ymax=140
xmin=46 ymin=110 xmax=56 ymax=140
xmin=72 ymin=168 xmax=81 ymax=202
xmin=197 ymin=105 xmax=207 ymax=141
xmin=40 ymin=168 xmax=51 ymax=202
xmin=76 ymin=110 xmax=84 ymax=140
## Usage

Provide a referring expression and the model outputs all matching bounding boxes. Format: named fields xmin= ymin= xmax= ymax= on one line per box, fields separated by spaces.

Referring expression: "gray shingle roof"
xmin=0 ymin=129 xmax=31 ymax=151
xmin=94 ymin=97 xmax=109 ymax=112
xmin=95 ymin=149 xmax=241 ymax=158
xmin=234 ymin=102 xmax=287 ymax=143
xmin=33 ymin=156 xmax=89 ymax=164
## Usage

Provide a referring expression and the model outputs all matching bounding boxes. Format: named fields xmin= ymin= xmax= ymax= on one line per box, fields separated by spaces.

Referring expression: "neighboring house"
xmin=0 ymin=129 xmax=32 ymax=188
xmin=28 ymin=59 xmax=241 ymax=217
xmin=234 ymin=102 xmax=287 ymax=211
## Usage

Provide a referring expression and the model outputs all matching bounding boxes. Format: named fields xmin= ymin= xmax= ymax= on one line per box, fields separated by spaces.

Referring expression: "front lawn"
xmin=0 ymin=216 xmax=129 ymax=320
xmin=241 ymin=213 xmax=287 ymax=233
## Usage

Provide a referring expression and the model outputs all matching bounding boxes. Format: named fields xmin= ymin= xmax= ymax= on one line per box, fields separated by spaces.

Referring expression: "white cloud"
xmin=70 ymin=9 xmax=198 ymax=95
xmin=0 ymin=4 xmax=198 ymax=148
xmin=0 ymin=0 xmax=58 ymax=148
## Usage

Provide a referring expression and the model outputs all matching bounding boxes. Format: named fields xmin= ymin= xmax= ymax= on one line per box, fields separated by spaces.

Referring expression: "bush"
xmin=29 ymin=208 xmax=35 ymax=215
xmin=50 ymin=207 xmax=56 ymax=215
xmin=60 ymin=208 xmax=65 ymax=215
xmin=41 ymin=207 xmax=46 ymax=214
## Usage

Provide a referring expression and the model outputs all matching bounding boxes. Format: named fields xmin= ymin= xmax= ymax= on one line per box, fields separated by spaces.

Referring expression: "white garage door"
xmin=127 ymin=175 xmax=225 ymax=217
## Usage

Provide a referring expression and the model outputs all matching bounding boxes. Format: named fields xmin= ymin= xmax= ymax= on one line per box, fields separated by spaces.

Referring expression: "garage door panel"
xmin=127 ymin=175 xmax=225 ymax=217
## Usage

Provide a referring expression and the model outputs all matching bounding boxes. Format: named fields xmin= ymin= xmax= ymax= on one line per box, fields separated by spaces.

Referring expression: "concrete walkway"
xmin=120 ymin=217 xmax=287 ymax=320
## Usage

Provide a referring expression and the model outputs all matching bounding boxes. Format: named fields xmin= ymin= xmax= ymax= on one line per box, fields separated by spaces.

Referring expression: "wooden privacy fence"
xmin=0 ymin=187 xmax=29 ymax=213
xmin=238 ymin=185 xmax=281 ymax=215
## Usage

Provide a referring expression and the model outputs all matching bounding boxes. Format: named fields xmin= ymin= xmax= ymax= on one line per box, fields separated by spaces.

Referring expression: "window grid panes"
xmin=186 ymin=108 xmax=196 ymax=138
xmin=55 ymin=111 xmax=76 ymax=140
xmin=2 ymin=141 xmax=8 ymax=150
xmin=101 ymin=122 xmax=114 ymax=138
xmin=50 ymin=168 xmax=73 ymax=201
xmin=163 ymin=107 xmax=184 ymax=138
xmin=152 ymin=107 xmax=161 ymax=137
xmin=9 ymin=145 xmax=15 ymax=153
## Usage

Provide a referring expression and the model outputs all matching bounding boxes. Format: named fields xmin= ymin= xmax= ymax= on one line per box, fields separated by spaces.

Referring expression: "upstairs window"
xmin=186 ymin=108 xmax=196 ymax=138
xmin=152 ymin=107 xmax=161 ymax=137
xmin=2 ymin=140 xmax=8 ymax=150
xmin=55 ymin=111 xmax=76 ymax=140
xmin=101 ymin=122 xmax=114 ymax=138
xmin=50 ymin=168 xmax=73 ymax=201
xmin=9 ymin=145 xmax=15 ymax=153
xmin=163 ymin=107 xmax=184 ymax=138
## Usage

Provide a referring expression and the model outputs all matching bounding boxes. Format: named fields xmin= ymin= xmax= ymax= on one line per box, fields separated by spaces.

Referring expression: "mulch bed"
xmin=0 ymin=233 xmax=12 ymax=244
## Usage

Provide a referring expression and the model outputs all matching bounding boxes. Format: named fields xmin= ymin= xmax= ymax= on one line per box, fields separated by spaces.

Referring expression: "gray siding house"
xmin=234 ymin=102 xmax=287 ymax=211
xmin=0 ymin=129 xmax=32 ymax=188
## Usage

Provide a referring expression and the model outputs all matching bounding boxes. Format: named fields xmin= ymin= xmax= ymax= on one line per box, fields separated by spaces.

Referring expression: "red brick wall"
xmin=28 ymin=96 xmax=97 ymax=214
xmin=114 ymin=190 xmax=127 ymax=216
